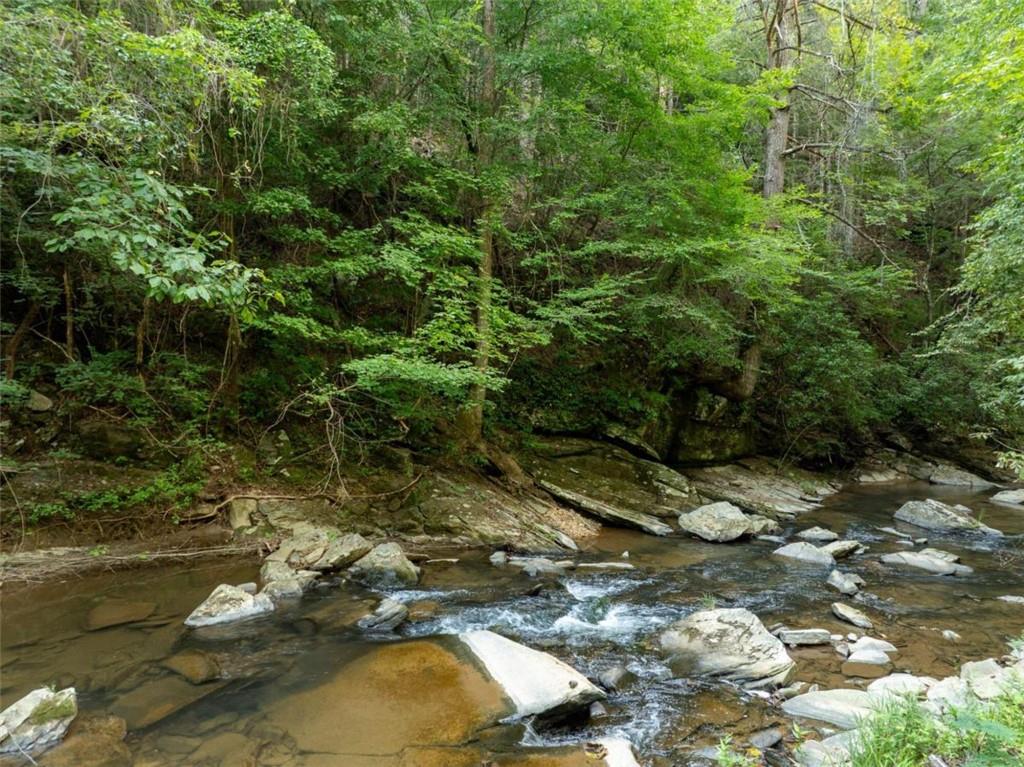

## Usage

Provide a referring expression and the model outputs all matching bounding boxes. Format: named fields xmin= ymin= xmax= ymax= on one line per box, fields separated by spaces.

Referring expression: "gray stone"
xmin=880 ymin=552 xmax=964 ymax=576
xmin=831 ymin=602 xmax=873 ymax=629
xmin=489 ymin=551 xmax=508 ymax=566
xmin=677 ymin=501 xmax=753 ymax=542
xmin=849 ymin=636 xmax=897 ymax=655
xmin=184 ymin=584 xmax=274 ymax=627
xmin=27 ymin=390 xmax=54 ymax=412
xmin=998 ymin=595 xmax=1024 ymax=605
xmin=867 ymin=674 xmax=932 ymax=699
xmin=773 ymin=542 xmax=836 ymax=566
xmin=797 ymin=526 xmax=839 ymax=543
xmin=782 ymin=688 xmax=876 ymax=729
xmin=894 ymin=499 xmax=1002 ymax=535
xmin=842 ymin=649 xmax=892 ymax=678
xmin=460 ymin=630 xmax=604 ymax=717
xmin=820 ymin=540 xmax=863 ymax=559
xmin=349 ymin=543 xmax=421 ymax=587
xmin=357 ymin=598 xmax=408 ymax=632
xmin=227 ymin=498 xmax=256 ymax=530
xmin=748 ymin=727 xmax=783 ymax=751
xmin=827 ymin=570 xmax=864 ymax=596
xmin=779 ymin=629 xmax=832 ymax=646
xmin=538 ymin=479 xmax=673 ymax=536
xmin=929 ymin=465 xmax=995 ymax=488
xmin=508 ymin=556 xmax=568 ymax=577
xmin=659 ymin=608 xmax=795 ymax=689
xmin=0 ymin=687 xmax=77 ymax=755
xmin=597 ymin=665 xmax=636 ymax=692
xmin=992 ymin=489 xmax=1024 ymax=505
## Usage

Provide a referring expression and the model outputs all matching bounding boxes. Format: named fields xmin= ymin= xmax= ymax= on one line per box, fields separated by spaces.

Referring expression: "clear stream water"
xmin=1 ymin=482 xmax=1022 ymax=765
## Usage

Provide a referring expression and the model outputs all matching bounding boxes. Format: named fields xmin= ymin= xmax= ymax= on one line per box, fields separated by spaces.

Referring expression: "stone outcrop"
xmin=659 ymin=608 xmax=795 ymax=689
xmin=537 ymin=480 xmax=673 ymax=536
xmin=686 ymin=458 xmax=838 ymax=518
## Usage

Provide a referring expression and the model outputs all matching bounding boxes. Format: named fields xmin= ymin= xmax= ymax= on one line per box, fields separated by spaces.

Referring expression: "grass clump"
xmin=850 ymin=682 xmax=1024 ymax=767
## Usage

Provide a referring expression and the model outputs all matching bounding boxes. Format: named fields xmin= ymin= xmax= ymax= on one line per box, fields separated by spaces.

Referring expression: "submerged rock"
xmin=0 ymin=687 xmax=77 ymax=755
xmin=162 ymin=649 xmax=221 ymax=685
xmin=894 ymin=499 xmax=1002 ymax=535
xmin=34 ymin=714 xmax=130 ymax=767
xmin=460 ymin=630 xmax=604 ymax=718
xmin=349 ymin=542 xmax=421 ymax=587
xmin=357 ymin=598 xmax=408 ymax=632
xmin=184 ymin=584 xmax=274 ymax=628
xmin=659 ymin=608 xmax=795 ymax=689
xmin=772 ymin=542 xmax=835 ymax=566
xmin=831 ymin=602 xmax=873 ymax=630
xmin=85 ymin=600 xmax=156 ymax=631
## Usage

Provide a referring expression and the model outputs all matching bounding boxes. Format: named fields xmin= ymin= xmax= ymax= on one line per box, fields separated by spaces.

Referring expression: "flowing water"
xmin=2 ymin=482 xmax=1023 ymax=765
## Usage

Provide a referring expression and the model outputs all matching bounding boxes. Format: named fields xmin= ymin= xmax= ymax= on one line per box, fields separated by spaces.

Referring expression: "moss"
xmin=28 ymin=693 xmax=76 ymax=725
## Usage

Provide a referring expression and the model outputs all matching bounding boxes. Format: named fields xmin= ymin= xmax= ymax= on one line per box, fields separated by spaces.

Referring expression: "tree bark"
xmin=763 ymin=0 xmax=796 ymax=202
xmin=4 ymin=302 xmax=39 ymax=379
xmin=135 ymin=296 xmax=151 ymax=369
xmin=63 ymin=265 xmax=75 ymax=361
xmin=456 ymin=0 xmax=497 ymax=445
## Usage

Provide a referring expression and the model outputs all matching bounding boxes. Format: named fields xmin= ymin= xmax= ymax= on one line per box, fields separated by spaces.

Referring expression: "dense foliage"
xmin=1 ymin=0 xmax=1021 ymax=471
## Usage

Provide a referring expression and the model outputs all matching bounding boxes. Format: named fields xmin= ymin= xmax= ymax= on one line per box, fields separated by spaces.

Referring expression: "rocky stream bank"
xmin=1 ymin=437 xmax=1023 ymax=766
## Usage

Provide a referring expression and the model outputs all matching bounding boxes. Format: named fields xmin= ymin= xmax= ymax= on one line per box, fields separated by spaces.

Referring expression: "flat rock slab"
xmin=659 ymin=608 xmax=795 ymax=689
xmin=773 ymin=542 xmax=835 ymax=567
xmin=992 ymin=489 xmax=1024 ymax=505
xmin=831 ymin=602 xmax=873 ymax=629
xmin=880 ymin=551 xmax=971 ymax=576
xmin=867 ymin=674 xmax=933 ymax=699
xmin=929 ymin=465 xmax=994 ymax=488
xmin=778 ymin=629 xmax=832 ymax=646
xmin=109 ymin=677 xmax=224 ymax=730
xmin=85 ymin=600 xmax=157 ymax=631
xmin=460 ymin=630 xmax=604 ymax=718
xmin=538 ymin=480 xmax=673 ymax=536
xmin=842 ymin=649 xmax=892 ymax=678
xmin=161 ymin=649 xmax=221 ymax=684
xmin=820 ymin=540 xmax=862 ymax=559
xmin=782 ymin=688 xmax=876 ymax=729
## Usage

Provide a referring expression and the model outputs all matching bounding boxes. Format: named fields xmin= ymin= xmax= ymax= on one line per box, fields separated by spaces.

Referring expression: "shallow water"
xmin=1 ymin=481 xmax=1022 ymax=765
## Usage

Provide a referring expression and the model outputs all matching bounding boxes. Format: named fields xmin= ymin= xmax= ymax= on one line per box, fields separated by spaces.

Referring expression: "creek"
xmin=1 ymin=481 xmax=1022 ymax=765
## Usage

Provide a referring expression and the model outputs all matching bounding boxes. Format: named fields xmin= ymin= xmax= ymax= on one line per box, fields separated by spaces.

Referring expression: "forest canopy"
xmin=1 ymin=0 xmax=1022 ymax=473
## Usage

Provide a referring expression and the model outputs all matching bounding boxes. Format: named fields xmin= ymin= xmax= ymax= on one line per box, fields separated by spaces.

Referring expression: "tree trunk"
xmin=63 ymin=265 xmax=75 ymax=361
xmin=456 ymin=0 xmax=497 ymax=445
xmin=4 ymin=302 xmax=39 ymax=379
xmin=135 ymin=296 xmax=151 ymax=369
xmin=223 ymin=313 xmax=243 ymax=423
xmin=763 ymin=0 xmax=795 ymax=202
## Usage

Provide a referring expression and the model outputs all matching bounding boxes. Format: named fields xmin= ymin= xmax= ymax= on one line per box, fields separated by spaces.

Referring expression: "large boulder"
xmin=677 ymin=502 xmax=754 ymax=542
xmin=894 ymin=499 xmax=1002 ymax=535
xmin=773 ymin=542 xmax=835 ymax=567
xmin=460 ymin=630 xmax=604 ymax=718
xmin=0 ymin=687 xmax=77 ymax=755
xmin=349 ymin=542 xmax=421 ymax=587
xmin=658 ymin=608 xmax=795 ymax=689
xmin=184 ymin=584 xmax=274 ymax=628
